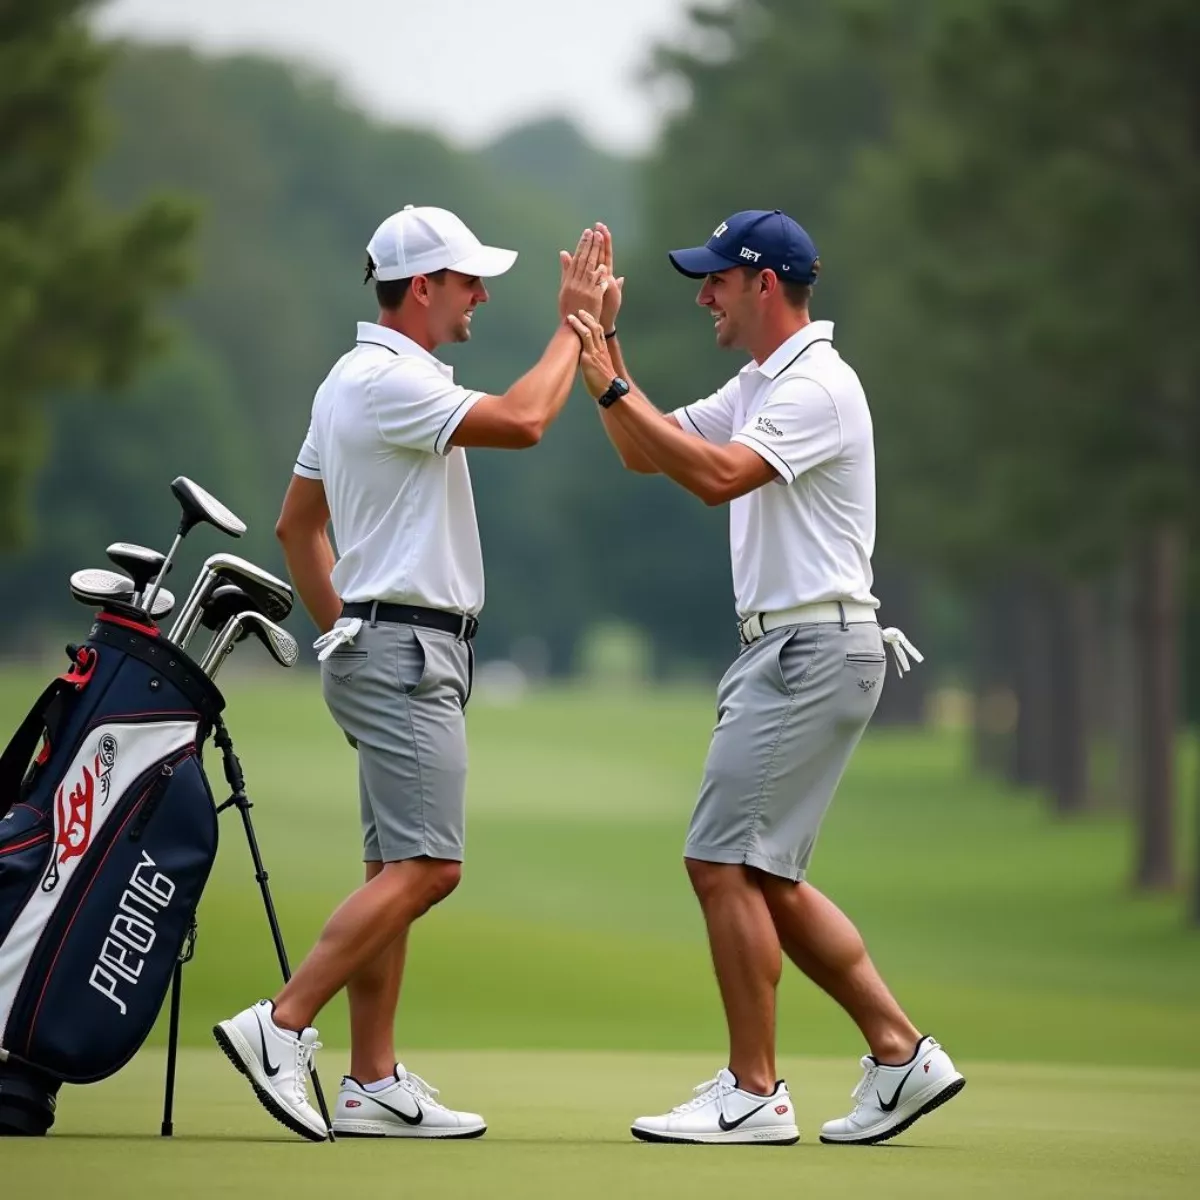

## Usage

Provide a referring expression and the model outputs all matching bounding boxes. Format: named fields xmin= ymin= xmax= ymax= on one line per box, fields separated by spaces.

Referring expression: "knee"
xmin=685 ymin=857 xmax=737 ymax=905
xmin=419 ymin=860 xmax=462 ymax=909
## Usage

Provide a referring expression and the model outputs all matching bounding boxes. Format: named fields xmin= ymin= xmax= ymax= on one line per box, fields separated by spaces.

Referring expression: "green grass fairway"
xmin=4 ymin=1050 xmax=1197 ymax=1199
xmin=1 ymin=668 xmax=1198 ymax=1194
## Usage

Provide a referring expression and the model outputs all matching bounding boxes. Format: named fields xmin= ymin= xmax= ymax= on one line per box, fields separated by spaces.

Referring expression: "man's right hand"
xmin=558 ymin=227 xmax=608 ymax=321
xmin=596 ymin=223 xmax=624 ymax=336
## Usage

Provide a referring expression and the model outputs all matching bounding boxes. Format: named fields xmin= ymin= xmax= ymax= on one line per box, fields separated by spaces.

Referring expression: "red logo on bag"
xmin=924 ymin=1062 xmax=931 ymax=1073
xmin=775 ymin=1105 xmax=789 ymax=1115
xmin=346 ymin=1100 xmax=362 ymax=1109
xmin=56 ymin=763 xmax=96 ymax=862
xmin=42 ymin=739 xmax=117 ymax=893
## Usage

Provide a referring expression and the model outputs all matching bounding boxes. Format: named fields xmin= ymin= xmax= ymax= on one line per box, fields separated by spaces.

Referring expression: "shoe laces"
xmin=849 ymin=1056 xmax=878 ymax=1110
xmin=671 ymin=1075 xmax=732 ymax=1115
xmin=401 ymin=1071 xmax=442 ymax=1108
xmin=294 ymin=1035 xmax=322 ymax=1105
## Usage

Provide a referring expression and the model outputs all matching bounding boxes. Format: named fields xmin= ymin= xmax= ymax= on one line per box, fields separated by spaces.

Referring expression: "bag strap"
xmin=0 ymin=646 xmax=97 ymax=808
xmin=0 ymin=678 xmax=73 ymax=806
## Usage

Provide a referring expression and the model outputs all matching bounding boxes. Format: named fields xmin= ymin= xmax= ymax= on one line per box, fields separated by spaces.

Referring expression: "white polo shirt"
xmin=293 ymin=321 xmax=485 ymax=614
xmin=673 ymin=321 xmax=880 ymax=618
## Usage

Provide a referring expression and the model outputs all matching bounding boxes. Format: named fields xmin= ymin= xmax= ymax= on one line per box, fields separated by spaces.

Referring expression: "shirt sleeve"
xmin=731 ymin=376 xmax=842 ymax=485
xmin=671 ymin=378 xmax=739 ymax=443
xmin=371 ymin=359 xmax=484 ymax=456
xmin=293 ymin=423 xmax=321 ymax=479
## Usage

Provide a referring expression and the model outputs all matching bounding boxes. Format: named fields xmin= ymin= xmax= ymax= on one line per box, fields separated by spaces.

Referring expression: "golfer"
xmin=567 ymin=211 xmax=966 ymax=1146
xmin=214 ymin=207 xmax=607 ymax=1141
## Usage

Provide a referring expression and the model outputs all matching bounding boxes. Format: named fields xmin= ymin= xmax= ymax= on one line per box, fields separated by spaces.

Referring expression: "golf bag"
xmin=0 ymin=611 xmax=224 ymax=1134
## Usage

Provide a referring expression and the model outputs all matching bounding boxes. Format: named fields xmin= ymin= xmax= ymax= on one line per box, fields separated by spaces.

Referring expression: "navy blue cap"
xmin=668 ymin=209 xmax=821 ymax=284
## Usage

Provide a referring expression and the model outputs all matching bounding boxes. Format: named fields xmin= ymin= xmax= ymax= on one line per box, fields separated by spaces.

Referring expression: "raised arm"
xmin=451 ymin=229 xmax=608 ymax=450
xmin=568 ymin=310 xmax=777 ymax=506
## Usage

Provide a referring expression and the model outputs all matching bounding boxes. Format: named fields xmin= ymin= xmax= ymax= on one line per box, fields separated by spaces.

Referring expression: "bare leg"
xmin=759 ymin=875 xmax=920 ymax=1064
xmin=345 ymin=862 xmax=410 ymax=1082
xmin=686 ymin=858 xmax=781 ymax=1095
xmin=272 ymin=857 xmax=459 ymax=1035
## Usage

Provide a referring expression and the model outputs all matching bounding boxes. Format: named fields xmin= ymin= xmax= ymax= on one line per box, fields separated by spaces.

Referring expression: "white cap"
xmin=366 ymin=205 xmax=518 ymax=281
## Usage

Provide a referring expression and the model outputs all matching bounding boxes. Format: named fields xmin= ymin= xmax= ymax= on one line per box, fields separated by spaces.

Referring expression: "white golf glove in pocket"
xmin=313 ymin=617 xmax=363 ymax=662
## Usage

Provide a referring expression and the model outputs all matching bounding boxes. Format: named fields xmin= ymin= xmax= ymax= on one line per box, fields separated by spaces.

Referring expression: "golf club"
xmin=199 ymin=611 xmax=299 ymax=680
xmin=171 ymin=554 xmax=292 ymax=650
xmin=190 ymin=584 xmax=260 ymax=663
xmin=106 ymin=543 xmax=170 ymax=604
xmin=70 ymin=569 xmax=135 ymax=607
xmin=142 ymin=477 xmax=246 ymax=614
xmin=146 ymin=587 xmax=176 ymax=621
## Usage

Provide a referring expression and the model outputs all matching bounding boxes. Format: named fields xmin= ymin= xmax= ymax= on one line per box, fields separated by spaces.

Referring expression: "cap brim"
xmin=448 ymin=245 xmax=518 ymax=278
xmin=668 ymin=246 xmax=740 ymax=279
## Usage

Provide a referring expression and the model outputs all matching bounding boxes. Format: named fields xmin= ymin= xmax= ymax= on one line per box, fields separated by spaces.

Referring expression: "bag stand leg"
xmin=160 ymin=923 xmax=196 ymax=1136
xmin=212 ymin=716 xmax=334 ymax=1141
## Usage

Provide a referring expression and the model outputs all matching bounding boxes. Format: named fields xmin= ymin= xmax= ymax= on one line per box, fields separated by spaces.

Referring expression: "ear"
xmin=411 ymin=274 xmax=434 ymax=307
xmin=759 ymin=268 xmax=779 ymax=296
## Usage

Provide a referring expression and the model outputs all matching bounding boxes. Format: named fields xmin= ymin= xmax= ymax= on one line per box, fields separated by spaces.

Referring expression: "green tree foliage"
xmin=0 ymin=0 xmax=194 ymax=548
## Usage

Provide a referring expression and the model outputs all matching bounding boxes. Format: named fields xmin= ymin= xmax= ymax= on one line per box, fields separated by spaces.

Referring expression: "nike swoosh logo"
xmin=717 ymin=1100 xmax=771 ymax=1131
xmin=877 ymin=1062 xmax=919 ymax=1112
xmin=361 ymin=1092 xmax=423 ymax=1126
xmin=254 ymin=1011 xmax=281 ymax=1077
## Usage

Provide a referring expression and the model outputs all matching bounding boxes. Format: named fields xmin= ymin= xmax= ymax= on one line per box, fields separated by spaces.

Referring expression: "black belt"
xmin=341 ymin=601 xmax=479 ymax=641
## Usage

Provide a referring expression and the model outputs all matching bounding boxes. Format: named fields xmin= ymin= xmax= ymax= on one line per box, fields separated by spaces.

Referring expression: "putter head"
xmin=106 ymin=542 xmax=169 ymax=595
xmin=170 ymin=476 xmax=246 ymax=540
xmin=70 ymin=568 xmax=136 ymax=605
xmin=205 ymin=554 xmax=293 ymax=624
xmin=238 ymin=612 xmax=300 ymax=668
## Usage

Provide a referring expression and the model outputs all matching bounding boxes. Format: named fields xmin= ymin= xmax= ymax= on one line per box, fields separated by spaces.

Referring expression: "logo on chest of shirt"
xmin=755 ymin=415 xmax=784 ymax=438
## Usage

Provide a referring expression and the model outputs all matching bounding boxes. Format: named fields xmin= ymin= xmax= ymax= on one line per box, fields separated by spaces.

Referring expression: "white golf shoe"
xmin=820 ymin=1035 xmax=966 ymax=1145
xmin=631 ymin=1067 xmax=799 ymax=1145
xmin=332 ymin=1064 xmax=487 ymax=1139
xmin=213 ymin=999 xmax=328 ymax=1142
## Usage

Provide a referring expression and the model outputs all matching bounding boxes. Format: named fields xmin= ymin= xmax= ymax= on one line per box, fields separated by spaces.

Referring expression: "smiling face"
xmin=425 ymin=270 xmax=489 ymax=344
xmin=695 ymin=267 xmax=761 ymax=350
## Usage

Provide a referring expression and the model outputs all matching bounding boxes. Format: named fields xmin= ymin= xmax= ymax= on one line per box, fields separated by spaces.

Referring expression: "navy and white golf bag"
xmin=0 ymin=611 xmax=224 ymax=1133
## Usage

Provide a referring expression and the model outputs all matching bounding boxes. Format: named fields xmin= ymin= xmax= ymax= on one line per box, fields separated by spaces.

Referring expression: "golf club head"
xmin=170 ymin=477 xmax=246 ymax=540
xmin=204 ymin=554 xmax=293 ymax=624
xmin=199 ymin=584 xmax=260 ymax=636
xmin=169 ymin=553 xmax=290 ymax=649
xmin=238 ymin=612 xmax=300 ymax=669
xmin=144 ymin=477 xmax=247 ymax=614
xmin=147 ymin=586 xmax=175 ymax=620
xmin=70 ymin=569 xmax=135 ymax=606
xmin=106 ymin=542 xmax=169 ymax=598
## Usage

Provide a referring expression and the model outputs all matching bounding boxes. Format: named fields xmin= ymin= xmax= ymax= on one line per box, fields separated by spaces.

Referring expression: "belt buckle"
xmin=458 ymin=614 xmax=478 ymax=642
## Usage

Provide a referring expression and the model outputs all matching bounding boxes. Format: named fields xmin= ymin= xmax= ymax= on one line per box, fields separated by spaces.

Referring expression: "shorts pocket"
xmin=322 ymin=648 xmax=370 ymax=685
xmin=773 ymin=626 xmax=823 ymax=694
xmin=396 ymin=626 xmax=430 ymax=696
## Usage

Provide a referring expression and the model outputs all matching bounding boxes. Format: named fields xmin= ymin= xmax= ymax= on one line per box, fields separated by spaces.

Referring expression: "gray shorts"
xmin=685 ymin=621 xmax=886 ymax=882
xmin=320 ymin=618 xmax=473 ymax=864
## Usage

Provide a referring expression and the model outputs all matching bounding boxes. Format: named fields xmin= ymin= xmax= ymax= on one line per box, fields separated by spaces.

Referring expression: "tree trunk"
xmin=1107 ymin=561 xmax=1141 ymax=812
xmin=1193 ymin=758 xmax=1200 ymax=925
xmin=1014 ymin=578 xmax=1055 ymax=792
xmin=1132 ymin=524 xmax=1184 ymax=891
xmin=971 ymin=583 xmax=1017 ymax=778
xmin=1045 ymin=580 xmax=1093 ymax=815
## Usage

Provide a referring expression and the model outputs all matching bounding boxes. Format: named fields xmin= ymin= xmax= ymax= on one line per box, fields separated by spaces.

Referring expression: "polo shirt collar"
xmin=746 ymin=320 xmax=836 ymax=380
xmin=356 ymin=321 xmax=453 ymax=378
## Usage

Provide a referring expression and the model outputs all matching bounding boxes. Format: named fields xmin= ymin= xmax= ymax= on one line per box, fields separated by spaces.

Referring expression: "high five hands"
xmin=563 ymin=222 xmax=624 ymax=398
xmin=558 ymin=227 xmax=609 ymax=323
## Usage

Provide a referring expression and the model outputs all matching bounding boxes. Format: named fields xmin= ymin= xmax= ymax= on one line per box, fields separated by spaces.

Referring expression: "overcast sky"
xmin=95 ymin=0 xmax=696 ymax=154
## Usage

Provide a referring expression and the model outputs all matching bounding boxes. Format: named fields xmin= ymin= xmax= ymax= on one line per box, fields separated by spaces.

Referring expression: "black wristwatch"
xmin=597 ymin=376 xmax=630 ymax=409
